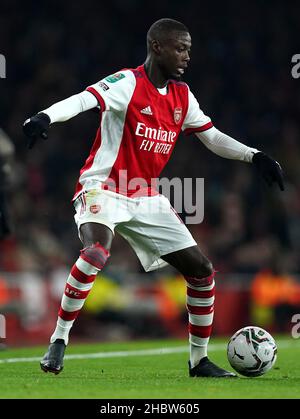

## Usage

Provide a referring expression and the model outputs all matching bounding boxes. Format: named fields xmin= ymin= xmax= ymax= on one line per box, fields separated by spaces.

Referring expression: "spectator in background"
xmin=251 ymin=254 xmax=300 ymax=332
xmin=0 ymin=128 xmax=15 ymax=239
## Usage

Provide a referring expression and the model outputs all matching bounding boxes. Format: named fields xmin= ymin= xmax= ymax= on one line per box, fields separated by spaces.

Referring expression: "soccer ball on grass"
xmin=227 ymin=326 xmax=277 ymax=377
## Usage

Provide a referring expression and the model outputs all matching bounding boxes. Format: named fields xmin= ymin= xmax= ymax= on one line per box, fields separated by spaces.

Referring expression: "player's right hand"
xmin=23 ymin=112 xmax=51 ymax=149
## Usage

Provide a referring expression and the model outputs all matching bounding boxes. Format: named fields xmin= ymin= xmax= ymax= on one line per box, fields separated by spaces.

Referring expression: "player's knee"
xmin=185 ymin=260 xmax=214 ymax=287
xmin=80 ymin=242 xmax=110 ymax=270
xmin=190 ymin=259 xmax=214 ymax=279
xmin=201 ymin=260 xmax=214 ymax=278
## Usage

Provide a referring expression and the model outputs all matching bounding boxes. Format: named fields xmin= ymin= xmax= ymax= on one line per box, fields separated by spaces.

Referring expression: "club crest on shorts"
xmin=174 ymin=107 xmax=182 ymax=124
xmin=90 ymin=204 xmax=101 ymax=214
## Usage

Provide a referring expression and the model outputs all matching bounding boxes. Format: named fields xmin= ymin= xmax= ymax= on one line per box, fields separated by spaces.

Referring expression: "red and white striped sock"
xmin=50 ymin=243 xmax=109 ymax=345
xmin=185 ymin=271 xmax=215 ymax=368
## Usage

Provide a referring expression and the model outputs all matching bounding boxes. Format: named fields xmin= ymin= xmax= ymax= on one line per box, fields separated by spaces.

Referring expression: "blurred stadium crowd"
xmin=0 ymin=0 xmax=299 ymax=343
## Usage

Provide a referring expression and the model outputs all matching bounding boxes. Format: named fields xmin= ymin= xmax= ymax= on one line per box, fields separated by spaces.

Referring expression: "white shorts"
xmin=73 ymin=189 xmax=197 ymax=272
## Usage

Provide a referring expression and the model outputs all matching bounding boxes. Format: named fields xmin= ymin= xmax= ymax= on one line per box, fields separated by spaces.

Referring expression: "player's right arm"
xmin=23 ymin=70 xmax=135 ymax=149
xmin=22 ymin=91 xmax=98 ymax=149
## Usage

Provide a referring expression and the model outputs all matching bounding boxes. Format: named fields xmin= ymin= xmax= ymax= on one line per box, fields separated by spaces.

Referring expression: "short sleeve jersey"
xmin=74 ymin=64 xmax=213 ymax=198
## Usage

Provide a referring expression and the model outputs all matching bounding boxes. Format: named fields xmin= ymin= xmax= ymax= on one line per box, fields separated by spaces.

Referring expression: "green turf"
xmin=0 ymin=337 xmax=299 ymax=399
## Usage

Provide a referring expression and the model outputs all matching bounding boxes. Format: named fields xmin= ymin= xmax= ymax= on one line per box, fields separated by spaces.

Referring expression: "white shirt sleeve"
xmin=196 ymin=126 xmax=259 ymax=162
xmin=86 ymin=70 xmax=136 ymax=113
xmin=182 ymin=87 xmax=213 ymax=134
xmin=42 ymin=69 xmax=136 ymax=123
xmin=42 ymin=91 xmax=98 ymax=123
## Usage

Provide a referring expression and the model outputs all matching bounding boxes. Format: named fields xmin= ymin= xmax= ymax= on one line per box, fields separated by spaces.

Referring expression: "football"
xmin=227 ymin=326 xmax=277 ymax=377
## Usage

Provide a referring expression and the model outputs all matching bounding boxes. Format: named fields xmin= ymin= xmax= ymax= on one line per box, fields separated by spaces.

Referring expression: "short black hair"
xmin=147 ymin=18 xmax=189 ymax=48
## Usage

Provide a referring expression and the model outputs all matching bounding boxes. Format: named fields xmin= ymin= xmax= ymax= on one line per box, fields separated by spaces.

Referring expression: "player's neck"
xmin=144 ymin=59 xmax=168 ymax=89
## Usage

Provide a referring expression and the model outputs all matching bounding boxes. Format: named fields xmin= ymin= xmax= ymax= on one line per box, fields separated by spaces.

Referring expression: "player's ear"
xmin=151 ymin=40 xmax=162 ymax=55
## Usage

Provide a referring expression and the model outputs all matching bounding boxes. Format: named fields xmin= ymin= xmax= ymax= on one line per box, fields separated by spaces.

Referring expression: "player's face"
xmin=159 ymin=32 xmax=191 ymax=80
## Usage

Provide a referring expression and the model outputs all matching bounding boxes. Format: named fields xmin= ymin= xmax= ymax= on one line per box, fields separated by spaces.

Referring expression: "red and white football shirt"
xmin=74 ymin=64 xmax=213 ymax=199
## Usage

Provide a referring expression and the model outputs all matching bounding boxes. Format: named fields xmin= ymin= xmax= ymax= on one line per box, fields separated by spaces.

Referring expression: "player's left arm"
xmin=182 ymin=88 xmax=284 ymax=191
xmin=196 ymin=128 xmax=284 ymax=191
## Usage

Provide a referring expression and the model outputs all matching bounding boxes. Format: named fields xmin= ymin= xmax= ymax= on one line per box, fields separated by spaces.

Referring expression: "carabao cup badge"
xmin=174 ymin=107 xmax=182 ymax=124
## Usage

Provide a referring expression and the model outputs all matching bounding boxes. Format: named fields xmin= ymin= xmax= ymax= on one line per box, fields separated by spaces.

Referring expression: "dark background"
xmin=0 ymin=0 xmax=299 ymax=343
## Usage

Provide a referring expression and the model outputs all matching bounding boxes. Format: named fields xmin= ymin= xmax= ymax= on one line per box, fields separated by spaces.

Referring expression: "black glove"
xmin=252 ymin=152 xmax=284 ymax=191
xmin=23 ymin=112 xmax=51 ymax=149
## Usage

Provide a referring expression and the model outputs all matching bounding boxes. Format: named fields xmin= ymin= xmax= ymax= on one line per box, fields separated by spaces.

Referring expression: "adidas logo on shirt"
xmin=140 ymin=106 xmax=153 ymax=115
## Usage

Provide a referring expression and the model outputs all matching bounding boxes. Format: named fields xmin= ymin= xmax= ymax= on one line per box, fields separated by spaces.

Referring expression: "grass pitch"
xmin=0 ymin=337 xmax=299 ymax=399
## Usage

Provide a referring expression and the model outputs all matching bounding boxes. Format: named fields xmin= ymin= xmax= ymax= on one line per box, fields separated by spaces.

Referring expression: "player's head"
xmin=147 ymin=18 xmax=191 ymax=80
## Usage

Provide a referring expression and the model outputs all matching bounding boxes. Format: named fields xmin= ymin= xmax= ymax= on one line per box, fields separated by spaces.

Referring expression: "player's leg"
xmin=161 ymin=244 xmax=213 ymax=278
xmin=161 ymin=246 xmax=214 ymax=365
xmin=162 ymin=246 xmax=236 ymax=377
xmin=50 ymin=222 xmax=113 ymax=344
xmin=41 ymin=222 xmax=113 ymax=374
xmin=114 ymin=194 xmax=236 ymax=377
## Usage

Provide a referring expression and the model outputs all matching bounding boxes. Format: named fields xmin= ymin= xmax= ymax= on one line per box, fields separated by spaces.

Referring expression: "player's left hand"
xmin=252 ymin=152 xmax=284 ymax=191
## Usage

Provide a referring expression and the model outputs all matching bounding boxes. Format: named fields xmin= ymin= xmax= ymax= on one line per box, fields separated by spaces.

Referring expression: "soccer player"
xmin=23 ymin=18 xmax=284 ymax=377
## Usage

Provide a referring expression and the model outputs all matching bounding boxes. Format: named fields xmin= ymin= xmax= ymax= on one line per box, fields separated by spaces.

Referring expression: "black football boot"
xmin=189 ymin=357 xmax=237 ymax=378
xmin=40 ymin=339 xmax=66 ymax=375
